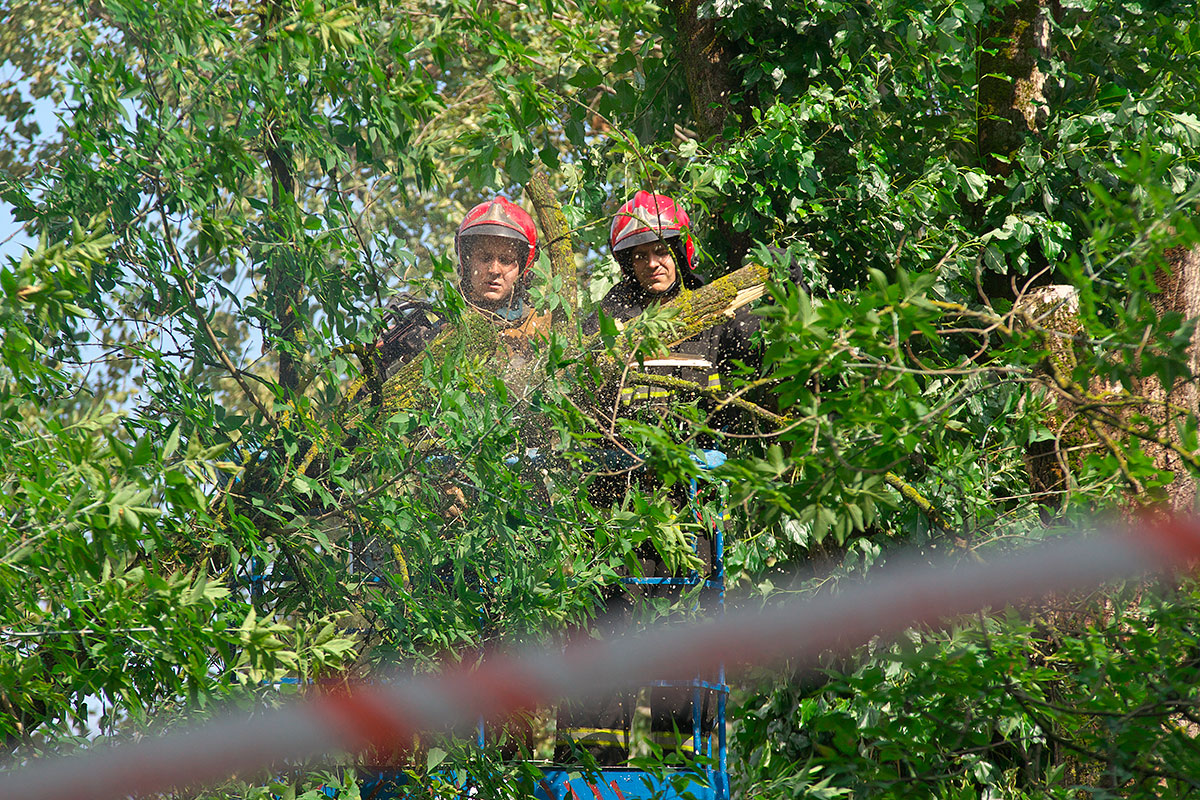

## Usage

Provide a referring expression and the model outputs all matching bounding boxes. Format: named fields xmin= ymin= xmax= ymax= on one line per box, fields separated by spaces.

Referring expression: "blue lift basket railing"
xmin=532 ymin=448 xmax=729 ymax=800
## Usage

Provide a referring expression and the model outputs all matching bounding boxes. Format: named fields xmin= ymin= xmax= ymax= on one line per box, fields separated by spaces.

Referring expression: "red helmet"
xmin=609 ymin=190 xmax=695 ymax=272
xmin=455 ymin=196 xmax=538 ymax=274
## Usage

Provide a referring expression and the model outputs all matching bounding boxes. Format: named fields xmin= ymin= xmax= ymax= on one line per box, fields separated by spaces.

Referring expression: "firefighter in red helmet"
xmin=364 ymin=196 xmax=545 ymax=555
xmin=376 ymin=196 xmax=548 ymax=370
xmin=586 ymin=190 xmax=759 ymax=422
xmin=454 ymin=196 xmax=543 ymax=331
xmin=357 ymin=198 xmax=546 ymax=781
xmin=558 ymin=192 xmax=761 ymax=767
xmin=607 ymin=190 xmax=702 ymax=296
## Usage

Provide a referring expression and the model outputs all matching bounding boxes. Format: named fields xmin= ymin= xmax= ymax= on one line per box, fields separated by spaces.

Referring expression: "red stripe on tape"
xmin=1139 ymin=513 xmax=1200 ymax=567
xmin=313 ymin=684 xmax=415 ymax=757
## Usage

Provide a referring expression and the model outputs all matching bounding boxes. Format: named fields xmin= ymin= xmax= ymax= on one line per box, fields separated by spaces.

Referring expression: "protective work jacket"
xmin=585 ymin=276 xmax=760 ymax=435
xmin=557 ymin=276 xmax=758 ymax=766
xmin=375 ymin=295 xmax=550 ymax=377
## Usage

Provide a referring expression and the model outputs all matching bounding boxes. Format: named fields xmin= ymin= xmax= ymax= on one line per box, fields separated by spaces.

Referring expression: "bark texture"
xmin=1016 ymin=247 xmax=1200 ymax=514
xmin=525 ymin=173 xmax=577 ymax=330
xmin=668 ymin=0 xmax=751 ymax=269
xmin=1139 ymin=244 xmax=1200 ymax=510
xmin=263 ymin=0 xmax=301 ymax=393
xmin=1016 ymin=284 xmax=1080 ymax=514
xmin=669 ymin=0 xmax=735 ymax=141
xmin=977 ymin=0 xmax=1051 ymax=179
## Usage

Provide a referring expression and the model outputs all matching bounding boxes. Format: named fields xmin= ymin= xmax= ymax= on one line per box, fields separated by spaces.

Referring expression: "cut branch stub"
xmin=652 ymin=264 xmax=767 ymax=347
xmin=1020 ymin=284 xmax=1081 ymax=379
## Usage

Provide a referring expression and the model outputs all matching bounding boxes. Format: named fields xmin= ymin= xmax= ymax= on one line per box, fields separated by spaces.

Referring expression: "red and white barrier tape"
xmin=4 ymin=515 xmax=1199 ymax=800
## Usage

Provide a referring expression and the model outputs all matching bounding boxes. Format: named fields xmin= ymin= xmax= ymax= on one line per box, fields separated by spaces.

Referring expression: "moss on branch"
xmin=525 ymin=174 xmax=576 ymax=330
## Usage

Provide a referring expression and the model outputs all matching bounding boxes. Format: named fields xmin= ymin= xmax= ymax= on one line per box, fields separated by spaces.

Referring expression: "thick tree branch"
xmin=883 ymin=472 xmax=954 ymax=536
xmin=625 ymin=370 xmax=787 ymax=426
xmin=524 ymin=173 xmax=576 ymax=330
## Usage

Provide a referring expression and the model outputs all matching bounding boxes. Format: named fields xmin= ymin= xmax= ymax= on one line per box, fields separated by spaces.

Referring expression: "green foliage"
xmin=733 ymin=587 xmax=1200 ymax=799
xmin=3 ymin=0 xmax=1200 ymax=797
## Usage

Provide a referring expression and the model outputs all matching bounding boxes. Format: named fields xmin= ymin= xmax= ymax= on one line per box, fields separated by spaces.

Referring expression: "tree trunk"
xmin=1015 ymin=285 xmax=1080 ymax=516
xmin=266 ymin=143 xmax=301 ymax=394
xmin=1139 ymin=244 xmax=1200 ymax=510
xmin=262 ymin=0 xmax=301 ymax=394
xmin=1016 ymin=257 xmax=1200 ymax=514
xmin=975 ymin=0 xmax=1053 ymax=304
xmin=525 ymin=173 xmax=577 ymax=330
xmin=668 ymin=0 xmax=734 ymax=142
xmin=668 ymin=0 xmax=752 ymax=270
xmin=976 ymin=0 xmax=1051 ymax=180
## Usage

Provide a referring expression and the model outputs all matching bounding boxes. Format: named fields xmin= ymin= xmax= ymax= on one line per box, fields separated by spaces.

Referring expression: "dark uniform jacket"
xmin=377 ymin=295 xmax=549 ymax=377
xmin=585 ymin=277 xmax=760 ymax=436
xmin=560 ymin=276 xmax=755 ymax=766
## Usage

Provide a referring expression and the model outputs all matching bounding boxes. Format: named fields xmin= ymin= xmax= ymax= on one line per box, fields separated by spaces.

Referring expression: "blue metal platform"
xmin=534 ymin=766 xmax=721 ymax=800
xmin=341 ymin=764 xmax=722 ymax=800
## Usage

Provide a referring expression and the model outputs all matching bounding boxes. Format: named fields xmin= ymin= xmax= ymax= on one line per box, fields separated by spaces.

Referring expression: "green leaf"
xmin=962 ymin=170 xmax=988 ymax=202
xmin=162 ymin=422 xmax=182 ymax=460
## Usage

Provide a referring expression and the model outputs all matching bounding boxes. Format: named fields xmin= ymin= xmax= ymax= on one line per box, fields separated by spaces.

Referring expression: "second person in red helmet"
xmin=587 ymin=190 xmax=759 ymax=430
xmin=555 ymin=191 xmax=762 ymax=767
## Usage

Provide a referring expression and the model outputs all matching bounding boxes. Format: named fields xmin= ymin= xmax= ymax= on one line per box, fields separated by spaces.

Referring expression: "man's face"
xmin=463 ymin=235 xmax=523 ymax=307
xmin=630 ymin=240 xmax=677 ymax=294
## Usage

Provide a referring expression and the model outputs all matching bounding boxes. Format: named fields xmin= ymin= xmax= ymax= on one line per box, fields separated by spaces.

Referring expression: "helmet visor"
xmin=612 ymin=227 xmax=680 ymax=253
xmin=459 ymin=223 xmax=529 ymax=242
